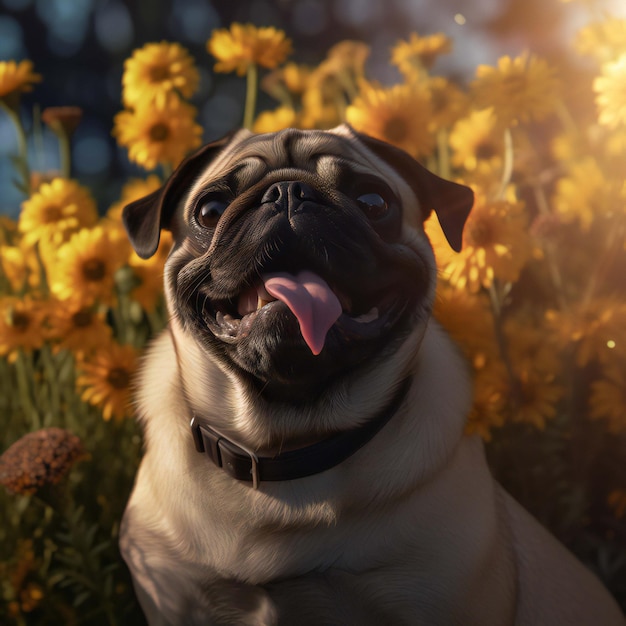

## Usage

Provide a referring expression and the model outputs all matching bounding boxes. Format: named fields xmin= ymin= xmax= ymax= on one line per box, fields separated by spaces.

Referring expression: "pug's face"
xmin=123 ymin=125 xmax=472 ymax=401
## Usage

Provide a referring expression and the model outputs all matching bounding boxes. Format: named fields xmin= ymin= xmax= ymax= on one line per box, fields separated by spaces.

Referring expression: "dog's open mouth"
xmin=200 ymin=269 xmax=412 ymax=355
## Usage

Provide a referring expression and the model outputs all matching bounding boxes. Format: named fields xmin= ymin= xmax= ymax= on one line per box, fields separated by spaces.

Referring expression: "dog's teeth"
xmin=353 ymin=307 xmax=379 ymax=323
xmin=257 ymin=297 xmax=271 ymax=310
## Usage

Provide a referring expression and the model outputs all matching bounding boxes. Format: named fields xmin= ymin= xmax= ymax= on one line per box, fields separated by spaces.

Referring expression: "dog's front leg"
xmin=121 ymin=523 xmax=277 ymax=625
xmin=129 ymin=566 xmax=278 ymax=626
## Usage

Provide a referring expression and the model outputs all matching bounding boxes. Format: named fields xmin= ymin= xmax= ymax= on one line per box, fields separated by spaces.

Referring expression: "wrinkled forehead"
xmin=192 ymin=127 xmax=409 ymax=196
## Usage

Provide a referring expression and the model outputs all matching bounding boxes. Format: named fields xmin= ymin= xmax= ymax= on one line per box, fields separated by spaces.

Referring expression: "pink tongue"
xmin=263 ymin=271 xmax=342 ymax=355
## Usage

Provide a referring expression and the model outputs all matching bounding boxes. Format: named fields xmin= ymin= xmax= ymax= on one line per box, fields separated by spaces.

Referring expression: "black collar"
xmin=190 ymin=378 xmax=410 ymax=489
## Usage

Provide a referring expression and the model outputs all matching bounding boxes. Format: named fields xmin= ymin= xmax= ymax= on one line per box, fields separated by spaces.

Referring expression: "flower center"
xmin=383 ymin=117 xmax=409 ymax=144
xmin=149 ymin=65 xmax=171 ymax=83
xmin=502 ymin=74 xmax=527 ymax=95
xmin=8 ymin=309 xmax=30 ymax=331
xmin=149 ymin=123 xmax=170 ymax=142
xmin=71 ymin=309 xmax=93 ymax=328
xmin=82 ymin=259 xmax=106 ymax=282
xmin=107 ymin=367 xmax=130 ymax=390
xmin=475 ymin=141 xmax=498 ymax=160
xmin=466 ymin=216 xmax=493 ymax=247
xmin=43 ymin=204 xmax=63 ymax=223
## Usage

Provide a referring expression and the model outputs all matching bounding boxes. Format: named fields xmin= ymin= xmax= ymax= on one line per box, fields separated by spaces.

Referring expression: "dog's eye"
xmin=356 ymin=193 xmax=389 ymax=220
xmin=197 ymin=199 xmax=228 ymax=228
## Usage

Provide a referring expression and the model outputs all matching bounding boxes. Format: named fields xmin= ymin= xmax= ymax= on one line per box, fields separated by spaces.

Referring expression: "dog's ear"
xmin=122 ymin=133 xmax=237 ymax=259
xmin=354 ymin=132 xmax=474 ymax=252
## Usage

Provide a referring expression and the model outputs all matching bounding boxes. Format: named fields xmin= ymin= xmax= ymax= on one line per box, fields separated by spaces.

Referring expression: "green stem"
xmin=57 ymin=130 xmax=71 ymax=179
xmin=243 ymin=63 xmax=258 ymax=130
xmin=1 ymin=101 xmax=31 ymax=194
xmin=532 ymin=184 xmax=569 ymax=312
xmin=496 ymin=128 xmax=514 ymax=200
xmin=15 ymin=350 xmax=40 ymax=428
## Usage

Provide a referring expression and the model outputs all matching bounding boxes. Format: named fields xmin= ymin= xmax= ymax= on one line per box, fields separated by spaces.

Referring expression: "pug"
xmin=120 ymin=125 xmax=624 ymax=625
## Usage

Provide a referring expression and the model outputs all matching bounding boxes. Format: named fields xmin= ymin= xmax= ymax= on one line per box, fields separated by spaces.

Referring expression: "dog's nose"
xmin=261 ymin=181 xmax=317 ymax=214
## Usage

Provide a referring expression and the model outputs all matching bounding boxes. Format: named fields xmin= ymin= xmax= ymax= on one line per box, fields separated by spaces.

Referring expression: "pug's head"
xmin=123 ymin=125 xmax=473 ymax=402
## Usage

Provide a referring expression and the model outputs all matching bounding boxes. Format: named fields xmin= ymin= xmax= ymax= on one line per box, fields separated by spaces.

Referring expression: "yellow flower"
xmin=511 ymin=369 xmax=564 ymax=430
xmin=128 ymin=231 xmax=172 ymax=311
xmin=391 ymin=32 xmax=452 ymax=77
xmin=449 ymin=108 xmax=504 ymax=171
xmin=434 ymin=282 xmax=498 ymax=368
xmin=207 ymin=23 xmax=292 ymax=76
xmin=261 ymin=62 xmax=313 ymax=104
xmin=48 ymin=226 xmax=129 ymax=307
xmin=0 ymin=296 xmax=48 ymax=363
xmin=113 ymin=98 xmax=202 ymax=170
xmin=77 ymin=342 xmax=138 ymax=422
xmin=552 ymin=157 xmax=622 ymax=229
xmin=594 ymin=54 xmax=626 ymax=129
xmin=471 ymin=52 xmax=560 ymax=127
xmin=504 ymin=315 xmax=562 ymax=380
xmin=575 ymin=18 xmax=626 ymax=64
xmin=346 ymin=82 xmax=434 ymax=158
xmin=18 ymin=178 xmax=98 ymax=248
xmin=443 ymin=194 xmax=531 ymax=292
xmin=298 ymin=42 xmax=370 ymax=130
xmin=590 ymin=359 xmax=626 ymax=433
xmin=545 ymin=299 xmax=626 ymax=367
xmin=0 ymin=60 xmax=41 ymax=108
xmin=122 ymin=41 xmax=199 ymax=108
xmin=106 ymin=175 xmax=162 ymax=224
xmin=466 ymin=363 xmax=508 ymax=441
xmin=426 ymin=76 xmax=469 ymax=129
xmin=46 ymin=301 xmax=112 ymax=356
xmin=253 ymin=106 xmax=297 ymax=133
xmin=0 ymin=244 xmax=41 ymax=291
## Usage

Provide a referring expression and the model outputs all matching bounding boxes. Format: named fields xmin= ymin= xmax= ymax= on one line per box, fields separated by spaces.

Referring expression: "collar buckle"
xmin=191 ymin=417 xmax=260 ymax=489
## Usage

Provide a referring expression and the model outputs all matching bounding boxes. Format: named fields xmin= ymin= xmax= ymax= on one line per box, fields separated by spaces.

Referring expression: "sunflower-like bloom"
xmin=207 ymin=23 xmax=292 ymax=76
xmin=262 ymin=62 xmax=313 ymax=103
xmin=0 ymin=244 xmax=41 ymax=291
xmin=594 ymin=54 xmax=626 ymax=129
xmin=434 ymin=282 xmax=498 ymax=367
xmin=575 ymin=18 xmax=626 ymax=64
xmin=590 ymin=360 xmax=626 ymax=433
xmin=466 ymin=363 xmax=508 ymax=441
xmin=0 ymin=296 xmax=48 ymax=363
xmin=122 ymin=41 xmax=199 ymax=108
xmin=253 ymin=106 xmax=298 ymax=133
xmin=552 ymin=157 xmax=622 ymax=229
xmin=113 ymin=98 xmax=203 ymax=170
xmin=77 ymin=342 xmax=138 ymax=422
xmin=346 ymin=83 xmax=434 ymax=158
xmin=449 ymin=108 xmax=504 ymax=171
xmin=0 ymin=428 xmax=85 ymax=496
xmin=391 ymin=32 xmax=452 ymax=77
xmin=48 ymin=226 xmax=130 ymax=307
xmin=544 ymin=299 xmax=626 ymax=367
xmin=471 ymin=53 xmax=560 ymax=127
xmin=426 ymin=76 xmax=469 ymax=129
xmin=0 ymin=60 xmax=41 ymax=109
xmin=128 ymin=230 xmax=172 ymax=311
xmin=106 ymin=175 xmax=162 ymax=224
xmin=46 ymin=301 xmax=112 ymax=356
xmin=443 ymin=195 xmax=532 ymax=292
xmin=18 ymin=178 xmax=98 ymax=248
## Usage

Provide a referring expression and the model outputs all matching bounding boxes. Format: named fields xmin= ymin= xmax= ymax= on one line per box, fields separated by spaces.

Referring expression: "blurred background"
xmin=1 ymin=0 xmax=624 ymax=216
